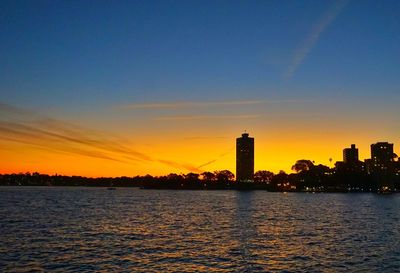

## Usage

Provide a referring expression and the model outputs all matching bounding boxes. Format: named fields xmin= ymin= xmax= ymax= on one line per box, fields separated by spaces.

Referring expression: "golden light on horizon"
xmin=1 ymin=127 xmax=397 ymax=178
xmin=0 ymin=100 xmax=399 ymax=177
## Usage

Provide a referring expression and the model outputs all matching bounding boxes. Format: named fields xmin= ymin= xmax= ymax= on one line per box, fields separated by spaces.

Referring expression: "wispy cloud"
xmin=284 ymin=0 xmax=349 ymax=79
xmin=157 ymin=159 xmax=201 ymax=173
xmin=197 ymin=148 xmax=234 ymax=169
xmin=118 ymin=99 xmax=313 ymax=110
xmin=154 ymin=115 xmax=260 ymax=121
xmin=0 ymin=102 xmax=202 ymax=173
xmin=184 ymin=136 xmax=228 ymax=140
xmin=120 ymin=100 xmax=265 ymax=109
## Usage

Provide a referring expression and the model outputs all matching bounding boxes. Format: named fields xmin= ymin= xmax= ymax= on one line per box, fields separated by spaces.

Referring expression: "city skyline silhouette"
xmin=1 ymin=131 xmax=399 ymax=193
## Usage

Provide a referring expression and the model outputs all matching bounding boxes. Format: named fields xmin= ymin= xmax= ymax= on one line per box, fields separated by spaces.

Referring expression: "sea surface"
xmin=0 ymin=187 xmax=400 ymax=272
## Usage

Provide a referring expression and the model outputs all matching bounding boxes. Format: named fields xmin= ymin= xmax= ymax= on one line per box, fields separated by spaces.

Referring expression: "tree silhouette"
xmin=271 ymin=170 xmax=289 ymax=190
xmin=201 ymin=171 xmax=216 ymax=182
xmin=292 ymin=159 xmax=314 ymax=173
xmin=214 ymin=170 xmax=235 ymax=182
xmin=166 ymin=173 xmax=183 ymax=182
xmin=254 ymin=170 xmax=274 ymax=183
xmin=184 ymin=172 xmax=200 ymax=182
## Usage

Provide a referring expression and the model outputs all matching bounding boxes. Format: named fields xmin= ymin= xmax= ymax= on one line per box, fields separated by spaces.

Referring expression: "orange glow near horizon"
xmin=0 ymin=100 xmax=399 ymax=177
xmin=1 ymin=128 xmax=398 ymax=178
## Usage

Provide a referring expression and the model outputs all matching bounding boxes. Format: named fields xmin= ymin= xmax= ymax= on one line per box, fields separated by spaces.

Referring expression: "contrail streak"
xmin=284 ymin=0 xmax=349 ymax=79
xmin=197 ymin=148 xmax=234 ymax=169
xmin=119 ymin=99 xmax=314 ymax=110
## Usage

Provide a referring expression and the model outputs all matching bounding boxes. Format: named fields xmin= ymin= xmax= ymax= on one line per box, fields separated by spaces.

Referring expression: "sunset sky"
xmin=1 ymin=0 xmax=399 ymax=177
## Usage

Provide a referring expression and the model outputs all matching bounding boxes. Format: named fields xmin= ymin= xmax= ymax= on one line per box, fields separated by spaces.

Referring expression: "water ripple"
xmin=1 ymin=187 xmax=400 ymax=272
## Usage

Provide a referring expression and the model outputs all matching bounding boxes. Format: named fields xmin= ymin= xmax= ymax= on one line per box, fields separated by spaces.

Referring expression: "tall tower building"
xmin=371 ymin=142 xmax=394 ymax=172
xmin=343 ymin=144 xmax=359 ymax=164
xmin=236 ymin=132 xmax=254 ymax=182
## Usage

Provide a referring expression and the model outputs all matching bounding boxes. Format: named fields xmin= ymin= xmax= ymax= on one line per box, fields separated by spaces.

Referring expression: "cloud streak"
xmin=118 ymin=99 xmax=313 ymax=110
xmin=154 ymin=115 xmax=260 ymax=121
xmin=0 ymin=102 xmax=202 ymax=173
xmin=120 ymin=100 xmax=265 ymax=109
xmin=284 ymin=0 xmax=349 ymax=79
xmin=197 ymin=148 xmax=234 ymax=169
xmin=184 ymin=136 xmax=228 ymax=140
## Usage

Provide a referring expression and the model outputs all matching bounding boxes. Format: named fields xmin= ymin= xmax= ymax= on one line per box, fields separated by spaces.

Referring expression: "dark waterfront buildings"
xmin=236 ymin=132 xmax=254 ymax=182
xmin=343 ymin=144 xmax=359 ymax=164
xmin=369 ymin=142 xmax=394 ymax=173
xmin=336 ymin=144 xmax=364 ymax=173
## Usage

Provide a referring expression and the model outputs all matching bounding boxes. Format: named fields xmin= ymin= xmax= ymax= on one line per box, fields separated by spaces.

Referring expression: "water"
xmin=1 ymin=187 xmax=400 ymax=272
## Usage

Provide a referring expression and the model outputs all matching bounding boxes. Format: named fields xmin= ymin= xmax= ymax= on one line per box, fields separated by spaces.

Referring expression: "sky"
xmin=0 ymin=0 xmax=399 ymax=177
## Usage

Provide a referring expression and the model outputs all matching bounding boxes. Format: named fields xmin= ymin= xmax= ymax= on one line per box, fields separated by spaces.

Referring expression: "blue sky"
xmin=1 ymin=0 xmax=399 ymax=109
xmin=0 ymin=0 xmax=400 ymax=176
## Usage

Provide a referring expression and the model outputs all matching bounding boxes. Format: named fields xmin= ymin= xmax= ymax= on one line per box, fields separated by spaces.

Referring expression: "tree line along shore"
xmin=1 ymin=160 xmax=399 ymax=193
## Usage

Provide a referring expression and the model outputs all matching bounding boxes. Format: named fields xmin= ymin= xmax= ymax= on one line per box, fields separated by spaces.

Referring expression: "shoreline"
xmin=1 ymin=184 xmax=398 ymax=194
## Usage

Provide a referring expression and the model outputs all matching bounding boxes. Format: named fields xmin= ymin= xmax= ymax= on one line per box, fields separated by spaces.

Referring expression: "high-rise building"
xmin=370 ymin=142 xmax=394 ymax=172
xmin=236 ymin=132 xmax=254 ymax=182
xmin=343 ymin=144 xmax=359 ymax=164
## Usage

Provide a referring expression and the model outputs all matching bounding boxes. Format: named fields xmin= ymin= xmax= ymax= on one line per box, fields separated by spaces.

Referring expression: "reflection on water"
xmin=0 ymin=187 xmax=400 ymax=272
xmin=234 ymin=191 xmax=259 ymax=272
